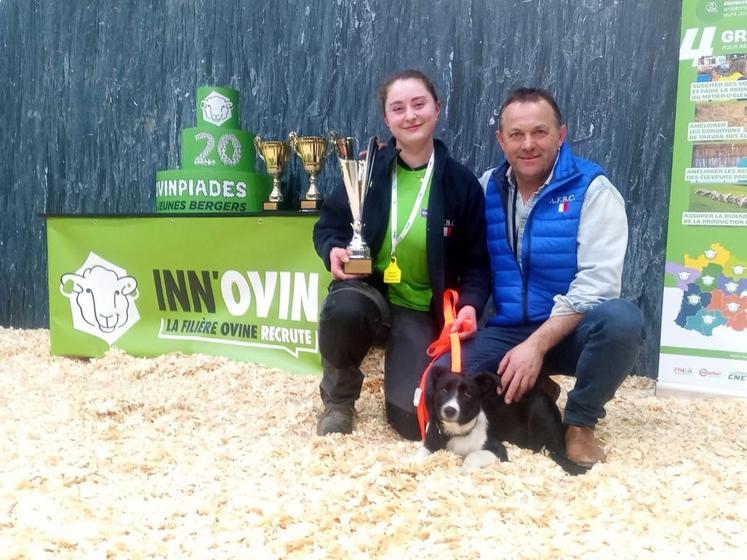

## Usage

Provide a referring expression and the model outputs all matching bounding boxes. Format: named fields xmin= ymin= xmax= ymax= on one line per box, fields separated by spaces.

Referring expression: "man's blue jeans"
xmin=455 ymin=299 xmax=645 ymax=427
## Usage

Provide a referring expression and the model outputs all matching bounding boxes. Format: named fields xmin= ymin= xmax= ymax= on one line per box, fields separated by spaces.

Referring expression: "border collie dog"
xmin=419 ymin=366 xmax=587 ymax=475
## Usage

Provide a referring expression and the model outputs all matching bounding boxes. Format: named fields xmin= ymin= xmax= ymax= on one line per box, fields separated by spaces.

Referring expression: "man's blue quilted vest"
xmin=485 ymin=143 xmax=604 ymax=326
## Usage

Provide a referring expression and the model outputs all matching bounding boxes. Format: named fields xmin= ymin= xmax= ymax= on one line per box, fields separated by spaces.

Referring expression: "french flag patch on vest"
xmin=551 ymin=194 xmax=575 ymax=213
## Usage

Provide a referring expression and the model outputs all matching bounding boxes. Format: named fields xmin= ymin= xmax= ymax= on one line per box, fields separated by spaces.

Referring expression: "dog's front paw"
xmin=415 ymin=445 xmax=432 ymax=462
xmin=462 ymin=449 xmax=498 ymax=470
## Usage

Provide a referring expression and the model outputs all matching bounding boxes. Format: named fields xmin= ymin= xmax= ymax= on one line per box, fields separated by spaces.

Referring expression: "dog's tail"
xmin=550 ymin=452 xmax=590 ymax=476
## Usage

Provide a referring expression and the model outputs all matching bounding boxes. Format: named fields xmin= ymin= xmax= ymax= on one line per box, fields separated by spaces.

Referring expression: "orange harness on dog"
xmin=414 ymin=289 xmax=471 ymax=440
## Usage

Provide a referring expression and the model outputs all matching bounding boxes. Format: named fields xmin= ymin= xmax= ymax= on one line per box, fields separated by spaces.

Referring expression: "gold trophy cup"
xmin=288 ymin=131 xmax=329 ymax=211
xmin=254 ymin=136 xmax=290 ymax=211
xmin=330 ymin=131 xmax=376 ymax=275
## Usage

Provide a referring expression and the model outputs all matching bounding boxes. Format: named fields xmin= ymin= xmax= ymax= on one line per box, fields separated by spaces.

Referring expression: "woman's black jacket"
xmin=313 ymin=137 xmax=491 ymax=327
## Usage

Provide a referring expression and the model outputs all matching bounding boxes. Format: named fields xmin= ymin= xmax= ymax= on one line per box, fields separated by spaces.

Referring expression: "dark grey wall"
xmin=0 ymin=0 xmax=681 ymax=376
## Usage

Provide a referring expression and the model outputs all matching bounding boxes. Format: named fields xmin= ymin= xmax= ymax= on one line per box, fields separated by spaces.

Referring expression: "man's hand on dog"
xmin=497 ymin=339 xmax=544 ymax=404
xmin=450 ymin=305 xmax=477 ymax=340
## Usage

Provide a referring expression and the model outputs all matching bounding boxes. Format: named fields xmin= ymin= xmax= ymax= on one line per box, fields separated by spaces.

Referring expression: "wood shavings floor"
xmin=1 ymin=327 xmax=746 ymax=559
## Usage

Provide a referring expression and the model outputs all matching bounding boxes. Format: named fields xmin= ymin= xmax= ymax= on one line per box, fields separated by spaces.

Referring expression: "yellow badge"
xmin=383 ymin=257 xmax=402 ymax=284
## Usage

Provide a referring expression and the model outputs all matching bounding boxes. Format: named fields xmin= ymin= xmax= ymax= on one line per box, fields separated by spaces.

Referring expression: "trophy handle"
xmin=329 ymin=131 xmax=359 ymax=160
xmin=254 ymin=136 xmax=265 ymax=163
xmin=288 ymin=130 xmax=299 ymax=156
xmin=328 ymin=130 xmax=339 ymax=158
xmin=363 ymin=136 xmax=378 ymax=190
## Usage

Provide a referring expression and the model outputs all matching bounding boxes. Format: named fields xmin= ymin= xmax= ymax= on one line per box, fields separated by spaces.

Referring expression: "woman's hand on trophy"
xmin=330 ymin=247 xmax=366 ymax=280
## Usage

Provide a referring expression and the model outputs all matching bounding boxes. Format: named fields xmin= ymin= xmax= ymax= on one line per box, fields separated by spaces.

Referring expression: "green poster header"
xmin=48 ymin=216 xmax=330 ymax=374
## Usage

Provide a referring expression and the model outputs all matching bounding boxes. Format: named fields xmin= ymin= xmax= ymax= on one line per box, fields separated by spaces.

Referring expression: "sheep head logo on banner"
xmin=200 ymin=90 xmax=233 ymax=126
xmin=59 ymin=252 xmax=140 ymax=345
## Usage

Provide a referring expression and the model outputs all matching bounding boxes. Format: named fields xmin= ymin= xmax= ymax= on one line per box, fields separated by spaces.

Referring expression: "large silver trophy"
xmin=330 ymin=132 xmax=376 ymax=275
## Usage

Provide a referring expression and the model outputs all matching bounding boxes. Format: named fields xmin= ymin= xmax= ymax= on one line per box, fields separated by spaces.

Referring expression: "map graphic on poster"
xmin=664 ymin=242 xmax=747 ymax=336
xmin=658 ymin=0 xmax=747 ymax=397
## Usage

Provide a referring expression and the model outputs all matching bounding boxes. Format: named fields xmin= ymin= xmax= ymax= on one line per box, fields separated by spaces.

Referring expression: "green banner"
xmin=48 ymin=216 xmax=329 ymax=374
xmin=657 ymin=0 xmax=747 ymax=396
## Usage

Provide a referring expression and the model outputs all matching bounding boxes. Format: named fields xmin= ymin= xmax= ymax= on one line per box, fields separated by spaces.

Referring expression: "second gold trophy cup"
xmin=288 ymin=131 xmax=329 ymax=211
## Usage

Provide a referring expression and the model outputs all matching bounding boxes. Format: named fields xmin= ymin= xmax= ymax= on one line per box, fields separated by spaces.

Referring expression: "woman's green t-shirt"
xmin=374 ymin=163 xmax=433 ymax=311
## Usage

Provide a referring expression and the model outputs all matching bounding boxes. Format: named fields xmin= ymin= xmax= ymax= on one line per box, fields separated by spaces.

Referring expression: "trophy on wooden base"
xmin=288 ymin=131 xmax=329 ymax=211
xmin=330 ymin=132 xmax=376 ymax=275
xmin=254 ymin=136 xmax=290 ymax=211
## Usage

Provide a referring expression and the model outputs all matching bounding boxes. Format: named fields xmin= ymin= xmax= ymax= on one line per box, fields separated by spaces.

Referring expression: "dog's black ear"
xmin=424 ymin=364 xmax=449 ymax=409
xmin=474 ymin=371 xmax=501 ymax=396
xmin=428 ymin=364 xmax=451 ymax=390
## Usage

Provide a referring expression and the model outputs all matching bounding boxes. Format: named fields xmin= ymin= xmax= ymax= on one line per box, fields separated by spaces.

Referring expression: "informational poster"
xmin=657 ymin=0 xmax=747 ymax=396
xmin=48 ymin=216 xmax=329 ymax=374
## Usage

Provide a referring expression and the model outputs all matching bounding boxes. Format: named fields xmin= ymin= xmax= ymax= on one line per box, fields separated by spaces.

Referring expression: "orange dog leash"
xmin=414 ymin=289 xmax=470 ymax=440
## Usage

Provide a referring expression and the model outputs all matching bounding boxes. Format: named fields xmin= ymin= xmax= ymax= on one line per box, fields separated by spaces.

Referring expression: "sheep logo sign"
xmin=59 ymin=252 xmax=140 ymax=345
xmin=200 ymin=90 xmax=233 ymax=127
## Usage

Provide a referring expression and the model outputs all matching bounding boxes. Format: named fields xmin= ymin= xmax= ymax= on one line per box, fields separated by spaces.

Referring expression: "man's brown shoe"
xmin=565 ymin=425 xmax=606 ymax=467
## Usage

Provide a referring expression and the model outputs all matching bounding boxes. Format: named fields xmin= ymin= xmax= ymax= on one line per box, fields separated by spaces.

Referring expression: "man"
xmin=463 ymin=87 xmax=644 ymax=467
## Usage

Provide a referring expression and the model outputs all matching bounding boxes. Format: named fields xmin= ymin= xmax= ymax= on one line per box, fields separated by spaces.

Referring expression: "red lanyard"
xmin=414 ymin=289 xmax=468 ymax=440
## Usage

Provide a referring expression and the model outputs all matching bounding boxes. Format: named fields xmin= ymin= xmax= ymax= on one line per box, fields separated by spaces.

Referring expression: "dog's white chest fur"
xmin=444 ymin=411 xmax=488 ymax=457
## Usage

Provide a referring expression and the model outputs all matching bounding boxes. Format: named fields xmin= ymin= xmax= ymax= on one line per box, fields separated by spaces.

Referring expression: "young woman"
xmin=313 ymin=69 xmax=490 ymax=440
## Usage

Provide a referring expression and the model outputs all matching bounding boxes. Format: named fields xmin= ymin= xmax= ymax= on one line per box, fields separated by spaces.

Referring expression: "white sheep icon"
xmin=59 ymin=253 xmax=140 ymax=345
xmin=200 ymin=91 xmax=233 ymax=126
